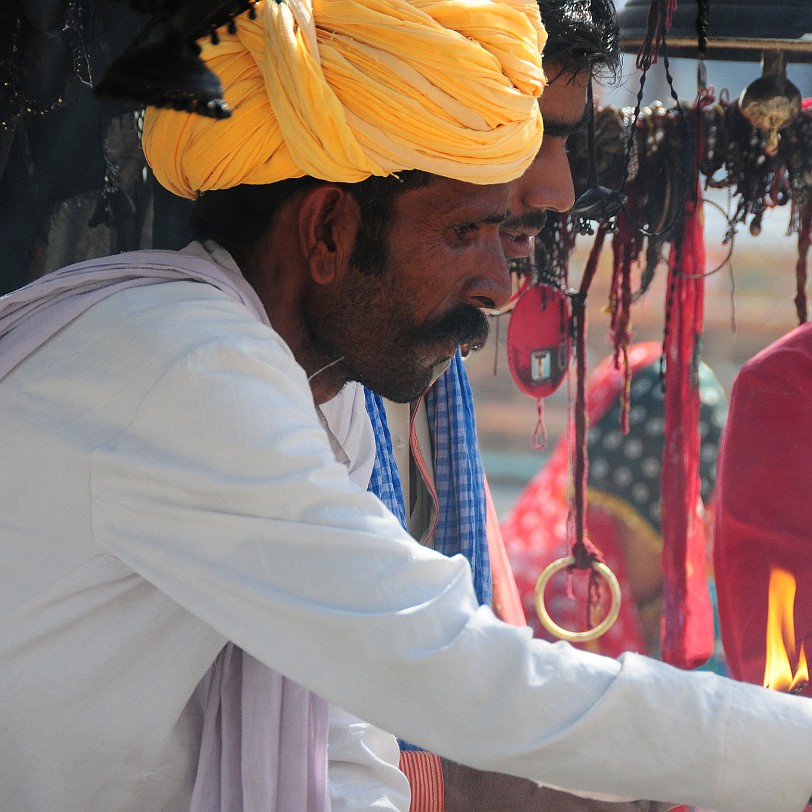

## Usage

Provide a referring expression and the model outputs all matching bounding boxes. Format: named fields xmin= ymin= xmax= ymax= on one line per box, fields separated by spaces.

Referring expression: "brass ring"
xmin=534 ymin=555 xmax=622 ymax=643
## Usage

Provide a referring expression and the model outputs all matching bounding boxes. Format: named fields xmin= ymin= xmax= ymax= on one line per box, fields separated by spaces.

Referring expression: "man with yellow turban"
xmin=2 ymin=2 xmax=812 ymax=812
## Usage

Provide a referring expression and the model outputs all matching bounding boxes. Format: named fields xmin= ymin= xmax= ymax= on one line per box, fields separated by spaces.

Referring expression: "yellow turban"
xmin=143 ymin=0 xmax=546 ymax=197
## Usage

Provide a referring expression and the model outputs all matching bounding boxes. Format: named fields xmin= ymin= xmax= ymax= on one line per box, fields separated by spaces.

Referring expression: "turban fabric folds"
xmin=143 ymin=0 xmax=546 ymax=197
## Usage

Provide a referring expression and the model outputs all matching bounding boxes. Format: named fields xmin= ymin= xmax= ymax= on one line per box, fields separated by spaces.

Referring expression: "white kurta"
xmin=320 ymin=383 xmax=410 ymax=812
xmin=2 ymin=248 xmax=812 ymax=812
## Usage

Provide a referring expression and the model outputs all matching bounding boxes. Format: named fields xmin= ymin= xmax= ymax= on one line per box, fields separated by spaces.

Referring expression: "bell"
xmin=617 ymin=0 xmax=812 ymax=62
xmin=570 ymin=185 xmax=623 ymax=222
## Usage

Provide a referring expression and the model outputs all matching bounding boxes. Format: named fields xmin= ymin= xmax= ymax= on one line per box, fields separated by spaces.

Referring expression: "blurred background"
xmin=468 ymin=40 xmax=812 ymax=514
xmin=1 ymin=0 xmax=810 ymax=518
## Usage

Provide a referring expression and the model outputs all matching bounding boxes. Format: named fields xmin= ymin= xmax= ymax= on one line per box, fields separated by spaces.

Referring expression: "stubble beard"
xmin=342 ymin=301 xmax=490 ymax=403
xmin=306 ymin=274 xmax=491 ymax=403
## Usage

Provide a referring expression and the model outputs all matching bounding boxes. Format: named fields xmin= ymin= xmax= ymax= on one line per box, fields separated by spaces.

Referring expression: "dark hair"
xmin=339 ymin=170 xmax=434 ymax=276
xmin=190 ymin=170 xmax=434 ymax=274
xmin=538 ymin=0 xmax=620 ymax=82
xmin=190 ymin=177 xmax=322 ymax=256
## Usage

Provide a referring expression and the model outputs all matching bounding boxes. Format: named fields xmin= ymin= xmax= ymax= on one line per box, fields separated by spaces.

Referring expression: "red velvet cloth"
xmin=714 ymin=321 xmax=812 ymax=697
xmin=661 ymin=191 xmax=715 ymax=669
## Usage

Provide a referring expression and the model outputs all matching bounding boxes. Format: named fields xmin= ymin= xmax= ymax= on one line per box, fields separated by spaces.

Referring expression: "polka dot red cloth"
xmin=501 ymin=342 xmax=728 ymax=666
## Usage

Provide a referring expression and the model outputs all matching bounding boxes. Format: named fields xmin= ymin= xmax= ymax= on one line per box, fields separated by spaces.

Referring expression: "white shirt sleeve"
xmin=89 ymin=334 xmax=812 ymax=812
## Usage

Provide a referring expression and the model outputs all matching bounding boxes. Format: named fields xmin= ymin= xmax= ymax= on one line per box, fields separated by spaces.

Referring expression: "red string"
xmin=531 ymin=398 xmax=548 ymax=450
xmin=569 ymin=226 xmax=610 ymax=627
xmin=608 ymin=214 xmax=642 ymax=434
xmin=794 ymin=202 xmax=811 ymax=324
xmin=660 ymin=183 xmax=715 ymax=669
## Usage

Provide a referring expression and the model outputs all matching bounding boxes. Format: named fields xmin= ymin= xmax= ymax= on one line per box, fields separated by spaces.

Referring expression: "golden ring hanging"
xmin=534 ymin=555 xmax=622 ymax=643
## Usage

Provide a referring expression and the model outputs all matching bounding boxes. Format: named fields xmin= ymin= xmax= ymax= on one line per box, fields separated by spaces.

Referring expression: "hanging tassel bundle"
xmin=569 ymin=225 xmax=612 ymax=628
xmin=608 ymin=212 xmax=645 ymax=433
xmin=660 ymin=182 xmax=715 ymax=669
xmin=794 ymin=201 xmax=811 ymax=324
xmin=635 ymin=0 xmax=678 ymax=71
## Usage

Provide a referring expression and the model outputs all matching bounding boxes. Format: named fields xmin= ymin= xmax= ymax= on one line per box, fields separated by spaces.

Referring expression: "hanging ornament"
xmin=505 ymin=281 xmax=571 ymax=451
xmin=739 ymin=51 xmax=803 ymax=157
xmin=506 ymin=283 xmax=571 ymax=400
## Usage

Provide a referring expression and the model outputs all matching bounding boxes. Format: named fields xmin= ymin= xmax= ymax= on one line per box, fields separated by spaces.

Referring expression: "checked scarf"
xmin=365 ymin=351 xmax=491 ymax=607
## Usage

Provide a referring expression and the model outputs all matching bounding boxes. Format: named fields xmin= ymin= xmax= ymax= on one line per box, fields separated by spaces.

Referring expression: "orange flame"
xmin=764 ymin=568 xmax=809 ymax=693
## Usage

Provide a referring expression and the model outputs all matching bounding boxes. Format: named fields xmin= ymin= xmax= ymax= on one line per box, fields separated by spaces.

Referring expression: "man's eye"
xmin=453 ymin=223 xmax=479 ymax=238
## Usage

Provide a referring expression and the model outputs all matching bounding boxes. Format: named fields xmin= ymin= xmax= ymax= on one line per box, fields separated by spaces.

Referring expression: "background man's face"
xmin=501 ymin=64 xmax=590 ymax=260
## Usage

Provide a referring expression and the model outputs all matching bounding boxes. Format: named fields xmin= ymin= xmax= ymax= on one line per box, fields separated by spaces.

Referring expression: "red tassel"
xmin=660 ymin=185 xmax=715 ymax=669
xmin=636 ymin=0 xmax=679 ymax=69
xmin=794 ymin=202 xmax=811 ymax=324
xmin=609 ymin=214 xmax=642 ymax=434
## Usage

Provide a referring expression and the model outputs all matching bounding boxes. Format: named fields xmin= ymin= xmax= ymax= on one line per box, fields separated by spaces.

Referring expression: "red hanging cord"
xmin=568 ymin=225 xmax=611 ymax=628
xmin=660 ymin=183 xmax=714 ymax=669
xmin=794 ymin=202 xmax=811 ymax=324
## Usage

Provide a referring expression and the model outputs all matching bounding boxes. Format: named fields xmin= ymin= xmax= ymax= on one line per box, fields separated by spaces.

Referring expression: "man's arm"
xmin=91 ymin=335 xmax=812 ymax=812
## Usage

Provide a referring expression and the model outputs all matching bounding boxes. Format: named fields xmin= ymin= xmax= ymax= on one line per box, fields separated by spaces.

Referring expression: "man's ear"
xmin=297 ymin=185 xmax=361 ymax=285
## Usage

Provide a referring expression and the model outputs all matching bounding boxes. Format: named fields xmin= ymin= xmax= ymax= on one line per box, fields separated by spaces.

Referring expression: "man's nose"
xmin=464 ymin=241 xmax=513 ymax=312
xmin=517 ymin=147 xmax=576 ymax=215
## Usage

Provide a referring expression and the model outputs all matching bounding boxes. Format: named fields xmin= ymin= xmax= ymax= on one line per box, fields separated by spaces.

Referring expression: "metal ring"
xmin=534 ymin=555 xmax=622 ymax=643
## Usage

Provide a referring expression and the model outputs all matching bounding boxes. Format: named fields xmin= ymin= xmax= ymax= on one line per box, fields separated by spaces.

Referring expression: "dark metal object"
xmin=617 ymin=0 xmax=812 ymax=61
xmin=94 ymin=1 xmax=259 ymax=118
xmin=94 ymin=35 xmax=232 ymax=118
xmin=739 ymin=52 xmax=802 ymax=157
xmin=570 ymin=185 xmax=622 ymax=221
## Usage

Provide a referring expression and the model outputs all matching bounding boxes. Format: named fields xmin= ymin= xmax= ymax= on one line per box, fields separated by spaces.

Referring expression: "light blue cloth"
xmin=365 ymin=351 xmax=491 ymax=606
xmin=365 ymin=351 xmax=491 ymax=754
xmin=0 ymin=244 xmax=331 ymax=812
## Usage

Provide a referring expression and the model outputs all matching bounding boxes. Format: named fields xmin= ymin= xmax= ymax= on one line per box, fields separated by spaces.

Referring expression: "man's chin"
xmin=356 ymin=337 xmax=477 ymax=402
xmin=363 ymin=358 xmax=450 ymax=404
xmin=375 ymin=374 xmax=436 ymax=403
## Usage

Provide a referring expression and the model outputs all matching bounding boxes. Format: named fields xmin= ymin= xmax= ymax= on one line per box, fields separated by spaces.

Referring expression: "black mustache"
xmin=421 ymin=304 xmax=490 ymax=348
xmin=501 ymin=211 xmax=548 ymax=233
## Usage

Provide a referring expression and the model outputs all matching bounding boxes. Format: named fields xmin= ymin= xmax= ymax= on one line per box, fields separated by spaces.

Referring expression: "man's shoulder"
xmin=87 ymin=279 xmax=272 ymax=354
xmin=26 ymin=277 xmax=297 ymax=407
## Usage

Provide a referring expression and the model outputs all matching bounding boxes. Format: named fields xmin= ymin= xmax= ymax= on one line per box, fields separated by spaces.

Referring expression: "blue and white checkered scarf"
xmin=365 ymin=350 xmax=491 ymax=607
xmin=366 ymin=351 xmax=492 ymax=753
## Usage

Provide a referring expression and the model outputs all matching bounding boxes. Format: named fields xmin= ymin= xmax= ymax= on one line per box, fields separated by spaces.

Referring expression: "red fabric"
xmin=484 ymin=478 xmax=527 ymax=627
xmin=714 ymin=321 xmax=812 ymax=697
xmin=399 ymin=751 xmax=444 ymax=812
xmin=661 ymin=188 xmax=715 ymax=669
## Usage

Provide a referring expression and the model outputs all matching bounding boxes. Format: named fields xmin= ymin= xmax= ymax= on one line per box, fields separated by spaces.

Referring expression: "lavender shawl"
xmin=0 ymin=245 xmax=330 ymax=812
